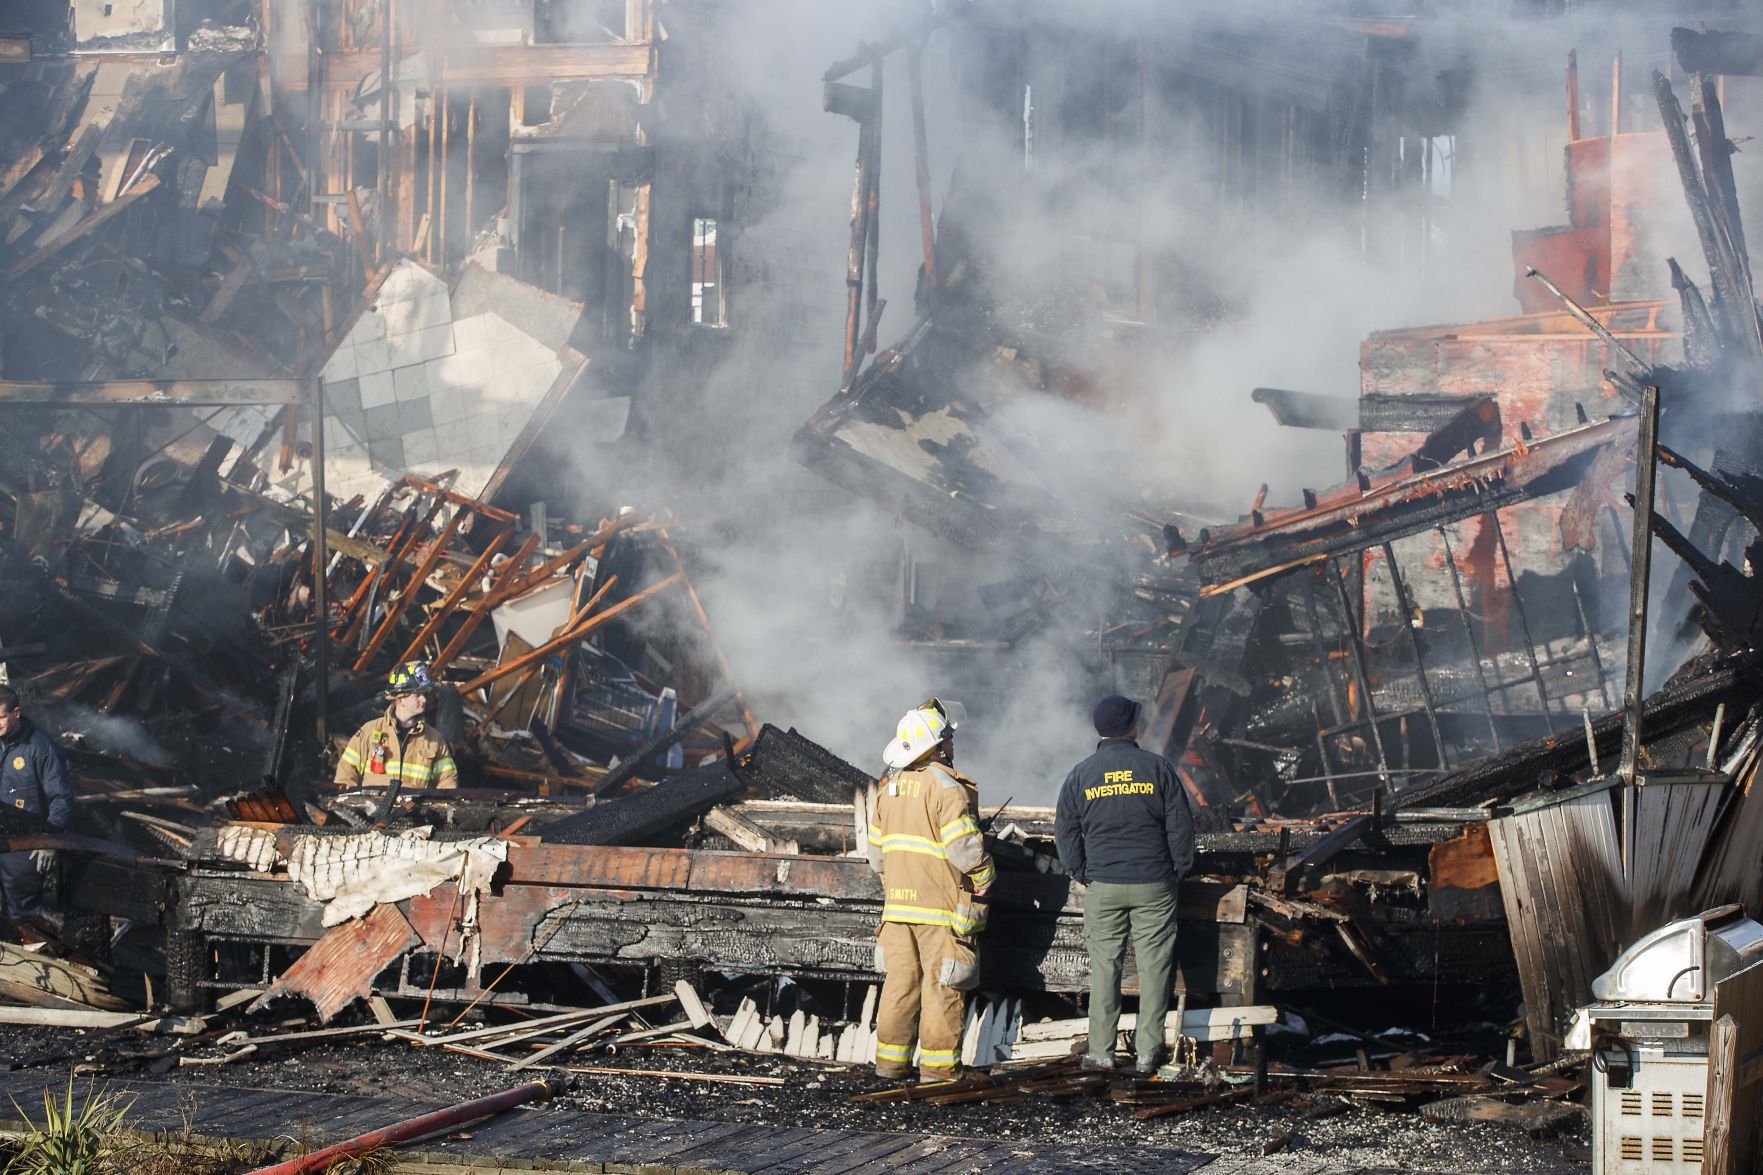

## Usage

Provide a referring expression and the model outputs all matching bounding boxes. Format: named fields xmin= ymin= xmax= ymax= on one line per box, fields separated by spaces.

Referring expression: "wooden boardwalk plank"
xmin=0 ymin=1075 xmax=1209 ymax=1174
xmin=754 ymin=1127 xmax=930 ymax=1175
xmin=703 ymin=1126 xmax=829 ymax=1171
xmin=659 ymin=1122 xmax=788 ymax=1166
xmin=877 ymin=1138 xmax=1007 ymax=1174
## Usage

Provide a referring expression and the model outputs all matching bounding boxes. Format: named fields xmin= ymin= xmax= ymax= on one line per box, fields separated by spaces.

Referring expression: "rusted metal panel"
xmin=258 ymin=903 xmax=416 ymax=1023
xmin=1427 ymin=824 xmax=1503 ymax=924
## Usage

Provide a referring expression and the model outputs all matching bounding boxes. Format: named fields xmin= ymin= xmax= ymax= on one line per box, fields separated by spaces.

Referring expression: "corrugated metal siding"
xmin=1489 ymin=788 xmax=1627 ymax=1062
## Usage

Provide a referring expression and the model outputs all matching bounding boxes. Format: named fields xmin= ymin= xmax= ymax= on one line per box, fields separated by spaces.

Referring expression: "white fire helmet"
xmin=881 ymin=698 xmax=964 ymax=770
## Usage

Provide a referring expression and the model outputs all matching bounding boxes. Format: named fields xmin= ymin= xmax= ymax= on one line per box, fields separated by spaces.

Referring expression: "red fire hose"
xmin=243 ymin=1076 xmax=569 ymax=1174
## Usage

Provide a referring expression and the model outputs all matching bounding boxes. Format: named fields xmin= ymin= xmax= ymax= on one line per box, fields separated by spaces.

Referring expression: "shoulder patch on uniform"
xmin=925 ymin=763 xmax=963 ymax=790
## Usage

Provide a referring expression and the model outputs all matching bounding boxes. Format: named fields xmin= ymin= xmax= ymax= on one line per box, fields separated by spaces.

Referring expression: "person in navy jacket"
xmin=0 ymin=685 xmax=73 ymax=923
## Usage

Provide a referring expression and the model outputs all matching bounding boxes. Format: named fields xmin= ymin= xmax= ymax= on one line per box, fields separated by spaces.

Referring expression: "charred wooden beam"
xmin=1269 ymin=813 xmax=1374 ymax=895
xmin=1191 ymin=419 xmax=1623 ymax=593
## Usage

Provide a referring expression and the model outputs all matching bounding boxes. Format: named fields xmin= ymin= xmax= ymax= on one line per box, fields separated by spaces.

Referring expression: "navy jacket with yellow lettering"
xmin=1054 ymin=736 xmax=1195 ymax=885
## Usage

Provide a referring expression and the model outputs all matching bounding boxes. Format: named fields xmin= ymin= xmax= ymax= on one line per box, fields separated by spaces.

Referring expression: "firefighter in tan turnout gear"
xmin=867 ymin=699 xmax=996 ymax=1082
xmin=335 ymin=661 xmax=458 ymax=794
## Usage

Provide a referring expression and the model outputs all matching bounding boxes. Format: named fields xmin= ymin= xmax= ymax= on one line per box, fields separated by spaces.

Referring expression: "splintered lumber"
xmin=559 ymin=1065 xmax=788 ymax=1086
xmin=1016 ymin=1005 xmax=1278 ymax=1048
xmin=252 ymin=904 xmax=415 ymax=1023
xmin=510 ymin=1011 xmax=631 ymax=1071
xmin=0 ymin=942 xmax=130 ymax=1011
xmin=225 ymin=1019 xmax=424 ymax=1047
xmin=400 ymin=993 xmax=675 ymax=1047
xmin=723 ymin=997 xmax=758 ymax=1048
xmin=674 ymin=980 xmax=713 ymax=1028
xmin=703 ymin=804 xmax=798 ymax=853
xmin=0 ymin=1007 xmax=204 ymax=1033
xmin=851 ymin=1059 xmax=1080 ymax=1104
xmin=6 ymin=174 xmax=162 ymax=280
xmin=1133 ymin=1085 xmax=1257 ymax=1120
xmin=1420 ymin=1094 xmax=1583 ymax=1135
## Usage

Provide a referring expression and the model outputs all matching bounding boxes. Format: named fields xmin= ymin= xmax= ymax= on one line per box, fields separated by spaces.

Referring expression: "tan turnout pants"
xmin=874 ymin=921 xmax=978 ymax=1081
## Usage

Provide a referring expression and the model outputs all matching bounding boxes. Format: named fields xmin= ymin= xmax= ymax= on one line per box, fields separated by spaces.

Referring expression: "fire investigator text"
xmin=1085 ymin=769 xmax=1155 ymax=800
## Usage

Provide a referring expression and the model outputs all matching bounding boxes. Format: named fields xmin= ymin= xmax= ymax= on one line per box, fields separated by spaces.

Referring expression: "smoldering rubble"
xmin=1 ymin=0 xmax=1763 ymax=1169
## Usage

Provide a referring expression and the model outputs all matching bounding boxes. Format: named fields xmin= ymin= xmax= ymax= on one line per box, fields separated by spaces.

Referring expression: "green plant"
xmin=3 ymin=1078 xmax=136 ymax=1175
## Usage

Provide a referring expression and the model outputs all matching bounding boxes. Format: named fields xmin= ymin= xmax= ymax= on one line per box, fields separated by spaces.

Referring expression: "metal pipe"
xmin=1381 ymin=542 xmax=1448 ymax=767
xmin=243 ymin=1077 xmax=566 ymax=1174
xmin=1329 ymin=558 xmax=1393 ymax=790
xmin=1619 ymin=385 xmax=1661 ymax=878
xmin=1487 ymin=510 xmax=1553 ymax=723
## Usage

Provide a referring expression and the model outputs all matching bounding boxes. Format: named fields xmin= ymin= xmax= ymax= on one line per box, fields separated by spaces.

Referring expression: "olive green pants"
xmin=1083 ymin=878 xmax=1179 ymax=1064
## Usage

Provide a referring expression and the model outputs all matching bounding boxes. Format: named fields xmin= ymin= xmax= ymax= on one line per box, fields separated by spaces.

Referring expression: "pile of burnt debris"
xmin=3 ymin=9 xmax=1763 ymax=1159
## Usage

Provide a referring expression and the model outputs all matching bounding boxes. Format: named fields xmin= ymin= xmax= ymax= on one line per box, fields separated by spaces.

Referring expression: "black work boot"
xmin=1133 ymin=1046 xmax=1168 ymax=1077
xmin=1081 ymin=1054 xmax=1118 ymax=1073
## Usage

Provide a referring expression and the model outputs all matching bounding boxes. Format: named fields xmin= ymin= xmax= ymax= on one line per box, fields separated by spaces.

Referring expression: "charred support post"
xmin=1436 ymin=525 xmax=1501 ymax=752
xmin=1299 ymin=571 xmax=1346 ymax=725
xmin=1619 ymin=386 xmax=1661 ymax=879
xmin=1329 ymin=558 xmax=1393 ymax=789
xmin=863 ymin=61 xmax=883 ymax=358
xmin=1381 ymin=542 xmax=1448 ymax=768
xmin=826 ymin=74 xmax=880 ymax=384
xmin=1488 ymin=511 xmax=1553 ymax=723
xmin=310 ymin=377 xmax=330 ymax=746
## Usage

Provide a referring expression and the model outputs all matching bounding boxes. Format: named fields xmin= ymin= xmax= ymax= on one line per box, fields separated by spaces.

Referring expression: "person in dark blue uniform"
xmin=1055 ymin=694 xmax=1196 ymax=1075
xmin=0 ymin=685 xmax=73 ymax=924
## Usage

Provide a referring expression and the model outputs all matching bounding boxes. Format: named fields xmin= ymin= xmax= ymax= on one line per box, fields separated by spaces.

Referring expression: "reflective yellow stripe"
xmin=918 ymin=1047 xmax=959 ymax=1063
xmin=433 ymin=757 xmax=456 ymax=776
xmin=970 ymin=858 xmax=996 ymax=888
xmin=340 ymin=747 xmax=364 ymax=768
xmin=882 ymin=903 xmax=984 ymax=935
xmin=939 ymin=816 xmax=979 ymax=842
xmin=874 ymin=833 xmax=949 ymax=859
xmin=875 ymin=1041 xmax=912 ymax=1061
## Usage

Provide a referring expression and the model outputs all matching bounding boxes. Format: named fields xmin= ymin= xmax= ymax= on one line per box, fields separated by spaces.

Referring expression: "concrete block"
xmin=362 ymin=402 xmax=402 ymax=440
xmin=393 ymin=363 xmax=430 ymax=402
xmin=367 ymin=436 xmax=405 ymax=470
xmin=355 ymin=337 xmax=390 ymax=376
xmin=386 ymin=331 xmax=422 ymax=368
xmin=323 ymin=378 xmax=363 ymax=419
xmin=432 ymin=418 xmax=478 ymax=460
xmin=353 ymin=310 xmax=388 ymax=343
xmin=411 ymin=287 xmax=453 ymax=332
xmin=321 ymin=343 xmax=358 ymax=383
xmin=414 ymin=323 xmax=456 ymax=363
xmin=403 ymin=428 xmax=439 ymax=467
xmin=428 ymin=384 xmax=466 ymax=426
xmin=359 ymin=371 xmax=396 ymax=410
xmin=451 ymin=312 xmax=490 ymax=354
xmin=397 ymin=398 xmax=434 ymax=432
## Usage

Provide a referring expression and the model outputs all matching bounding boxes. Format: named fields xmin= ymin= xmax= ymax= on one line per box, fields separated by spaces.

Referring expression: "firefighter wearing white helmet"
xmin=867 ymin=698 xmax=994 ymax=1083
